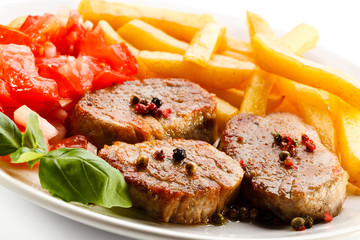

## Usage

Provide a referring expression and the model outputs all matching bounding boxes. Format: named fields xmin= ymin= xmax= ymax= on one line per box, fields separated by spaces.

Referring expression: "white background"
xmin=0 ymin=0 xmax=360 ymax=240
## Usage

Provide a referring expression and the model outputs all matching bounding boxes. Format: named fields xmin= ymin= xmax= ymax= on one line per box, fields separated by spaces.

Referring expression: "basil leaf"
xmin=0 ymin=112 xmax=22 ymax=156
xmin=10 ymin=147 xmax=45 ymax=164
xmin=22 ymin=113 xmax=47 ymax=151
xmin=38 ymin=148 xmax=132 ymax=208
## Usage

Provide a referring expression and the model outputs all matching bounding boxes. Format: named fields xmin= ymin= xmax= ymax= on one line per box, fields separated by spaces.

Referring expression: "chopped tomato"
xmin=0 ymin=79 xmax=17 ymax=107
xmin=51 ymin=135 xmax=88 ymax=150
xmin=53 ymin=11 xmax=89 ymax=56
xmin=81 ymin=28 xmax=138 ymax=75
xmin=92 ymin=69 xmax=133 ymax=90
xmin=0 ymin=44 xmax=59 ymax=104
xmin=0 ymin=24 xmax=33 ymax=47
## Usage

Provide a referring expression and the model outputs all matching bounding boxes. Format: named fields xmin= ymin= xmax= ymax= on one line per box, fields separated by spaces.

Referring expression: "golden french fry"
xmin=117 ymin=19 xmax=188 ymax=54
xmin=216 ymin=97 xmax=239 ymax=133
xmin=219 ymin=36 xmax=252 ymax=56
xmin=184 ymin=23 xmax=226 ymax=66
xmin=272 ymin=97 xmax=301 ymax=117
xmin=78 ymin=0 xmax=215 ymax=42
xmin=278 ymin=23 xmax=319 ymax=56
xmin=95 ymin=20 xmax=158 ymax=79
xmin=329 ymin=95 xmax=360 ymax=187
xmin=138 ymin=51 xmax=255 ymax=89
xmin=347 ymin=183 xmax=360 ymax=195
xmin=246 ymin=11 xmax=275 ymax=42
xmin=217 ymin=50 xmax=254 ymax=62
xmin=208 ymin=88 xmax=283 ymax=113
xmin=252 ymin=33 xmax=360 ymax=110
xmin=240 ymin=68 xmax=276 ymax=115
xmin=7 ymin=16 xmax=27 ymax=29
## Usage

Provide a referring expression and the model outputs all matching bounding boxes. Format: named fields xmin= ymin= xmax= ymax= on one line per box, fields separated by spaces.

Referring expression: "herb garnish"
xmin=0 ymin=112 xmax=131 ymax=208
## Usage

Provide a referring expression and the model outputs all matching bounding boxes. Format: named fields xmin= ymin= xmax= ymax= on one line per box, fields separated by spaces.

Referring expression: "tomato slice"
xmin=51 ymin=135 xmax=88 ymax=150
xmin=0 ymin=24 xmax=33 ymax=47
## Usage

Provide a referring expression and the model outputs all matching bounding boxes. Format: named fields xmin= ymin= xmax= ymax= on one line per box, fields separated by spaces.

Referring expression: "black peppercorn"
xmin=173 ymin=147 xmax=186 ymax=161
xmin=272 ymin=132 xmax=282 ymax=143
xmin=279 ymin=150 xmax=290 ymax=161
xmin=238 ymin=206 xmax=249 ymax=219
xmin=249 ymin=208 xmax=259 ymax=220
xmin=151 ymin=97 xmax=162 ymax=108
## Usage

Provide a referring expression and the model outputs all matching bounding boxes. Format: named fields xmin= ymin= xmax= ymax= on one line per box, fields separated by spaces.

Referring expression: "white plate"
xmin=1 ymin=0 xmax=360 ymax=239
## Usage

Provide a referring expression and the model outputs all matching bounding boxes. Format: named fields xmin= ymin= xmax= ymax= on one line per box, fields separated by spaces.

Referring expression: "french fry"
xmin=208 ymin=88 xmax=284 ymax=113
xmin=217 ymin=50 xmax=254 ymax=62
xmin=240 ymin=68 xmax=276 ymax=115
xmin=138 ymin=51 xmax=255 ymax=89
xmin=219 ymin=36 xmax=252 ymax=56
xmin=278 ymin=23 xmax=319 ymax=56
xmin=96 ymin=20 xmax=158 ymax=79
xmin=240 ymin=11 xmax=275 ymax=115
xmin=184 ymin=23 xmax=226 ymax=66
xmin=78 ymin=0 xmax=216 ymax=42
xmin=252 ymin=33 xmax=360 ymax=110
xmin=329 ymin=95 xmax=360 ymax=187
xmin=216 ymin=97 xmax=239 ymax=133
xmin=117 ymin=19 xmax=188 ymax=54
xmin=347 ymin=183 xmax=360 ymax=195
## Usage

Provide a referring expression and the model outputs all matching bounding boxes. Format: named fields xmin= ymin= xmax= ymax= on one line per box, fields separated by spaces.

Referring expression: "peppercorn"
xmin=185 ymin=162 xmax=197 ymax=175
xmin=293 ymin=138 xmax=299 ymax=148
xmin=139 ymin=99 xmax=149 ymax=105
xmin=153 ymin=149 xmax=165 ymax=160
xmin=173 ymin=147 xmax=186 ymax=161
xmin=226 ymin=206 xmax=240 ymax=220
xmin=136 ymin=155 xmax=149 ymax=168
xmin=212 ymin=212 xmax=225 ymax=225
xmin=134 ymin=103 xmax=148 ymax=114
xmin=279 ymin=151 xmax=290 ymax=161
xmin=291 ymin=217 xmax=305 ymax=231
xmin=249 ymin=208 xmax=259 ymax=220
xmin=301 ymin=134 xmax=309 ymax=143
xmin=147 ymin=103 xmax=158 ymax=113
xmin=305 ymin=139 xmax=316 ymax=152
xmin=304 ymin=216 xmax=313 ymax=228
xmin=130 ymin=94 xmax=140 ymax=105
xmin=151 ymin=97 xmax=162 ymax=108
xmin=238 ymin=206 xmax=249 ymax=219
xmin=272 ymin=132 xmax=282 ymax=143
xmin=284 ymin=157 xmax=294 ymax=167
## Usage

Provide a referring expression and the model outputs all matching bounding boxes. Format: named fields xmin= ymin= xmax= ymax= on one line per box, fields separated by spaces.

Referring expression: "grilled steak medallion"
xmin=98 ymin=139 xmax=244 ymax=224
xmin=69 ymin=78 xmax=217 ymax=148
xmin=221 ymin=112 xmax=348 ymax=223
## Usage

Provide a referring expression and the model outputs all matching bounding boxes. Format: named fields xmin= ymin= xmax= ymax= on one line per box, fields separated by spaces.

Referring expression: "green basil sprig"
xmin=0 ymin=112 xmax=132 ymax=208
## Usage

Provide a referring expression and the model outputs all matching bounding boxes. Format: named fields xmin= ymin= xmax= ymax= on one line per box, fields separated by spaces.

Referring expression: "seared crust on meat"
xmin=69 ymin=78 xmax=217 ymax=148
xmin=98 ymin=139 xmax=244 ymax=224
xmin=221 ymin=112 xmax=348 ymax=223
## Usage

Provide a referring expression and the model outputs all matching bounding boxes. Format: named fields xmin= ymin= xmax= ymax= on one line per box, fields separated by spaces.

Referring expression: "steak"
xmin=69 ymin=78 xmax=217 ymax=148
xmin=221 ymin=112 xmax=348 ymax=223
xmin=98 ymin=139 xmax=244 ymax=224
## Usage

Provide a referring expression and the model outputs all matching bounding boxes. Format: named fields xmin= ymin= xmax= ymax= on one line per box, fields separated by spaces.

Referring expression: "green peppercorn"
xmin=238 ymin=206 xmax=249 ymax=219
xmin=272 ymin=132 xmax=282 ymax=143
xmin=291 ymin=217 xmax=305 ymax=231
xmin=304 ymin=216 xmax=313 ymax=228
xmin=136 ymin=155 xmax=149 ymax=168
xmin=249 ymin=208 xmax=259 ymax=220
xmin=212 ymin=212 xmax=225 ymax=225
xmin=293 ymin=138 xmax=299 ymax=148
xmin=185 ymin=162 xmax=197 ymax=175
xmin=130 ymin=94 xmax=140 ymax=105
xmin=279 ymin=150 xmax=290 ymax=161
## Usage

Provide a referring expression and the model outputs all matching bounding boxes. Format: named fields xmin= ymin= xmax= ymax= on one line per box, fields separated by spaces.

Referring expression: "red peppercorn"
xmin=239 ymin=160 xmax=247 ymax=168
xmin=153 ymin=149 xmax=165 ymax=160
xmin=134 ymin=103 xmax=148 ymax=114
xmin=301 ymin=134 xmax=310 ymax=143
xmin=156 ymin=108 xmax=172 ymax=118
xmin=324 ymin=212 xmax=333 ymax=223
xmin=298 ymin=226 xmax=306 ymax=231
xmin=147 ymin=103 xmax=158 ymax=112
xmin=305 ymin=139 xmax=316 ymax=152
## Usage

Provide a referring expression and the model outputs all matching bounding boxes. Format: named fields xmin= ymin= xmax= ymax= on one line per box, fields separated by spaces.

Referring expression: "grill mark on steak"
xmin=221 ymin=112 xmax=348 ymax=223
xmin=69 ymin=78 xmax=216 ymax=148
xmin=98 ymin=139 xmax=244 ymax=224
